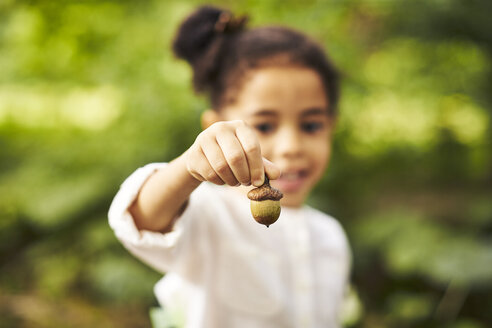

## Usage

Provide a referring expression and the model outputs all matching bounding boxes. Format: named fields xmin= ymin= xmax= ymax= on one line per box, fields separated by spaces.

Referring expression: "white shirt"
xmin=109 ymin=163 xmax=351 ymax=328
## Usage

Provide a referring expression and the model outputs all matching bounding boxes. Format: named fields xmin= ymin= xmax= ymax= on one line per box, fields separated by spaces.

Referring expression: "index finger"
xmin=235 ymin=125 xmax=264 ymax=187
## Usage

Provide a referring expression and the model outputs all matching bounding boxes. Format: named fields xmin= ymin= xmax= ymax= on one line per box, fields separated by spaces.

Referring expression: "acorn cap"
xmin=247 ymin=176 xmax=283 ymax=201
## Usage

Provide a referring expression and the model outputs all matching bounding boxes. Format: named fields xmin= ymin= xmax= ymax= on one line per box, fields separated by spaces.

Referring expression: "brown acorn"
xmin=247 ymin=176 xmax=283 ymax=227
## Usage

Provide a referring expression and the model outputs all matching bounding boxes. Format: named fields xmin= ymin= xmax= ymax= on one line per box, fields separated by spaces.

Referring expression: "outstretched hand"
xmin=185 ymin=120 xmax=281 ymax=187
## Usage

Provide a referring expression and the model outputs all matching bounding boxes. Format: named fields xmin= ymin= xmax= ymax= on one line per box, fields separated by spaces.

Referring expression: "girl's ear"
xmin=201 ymin=110 xmax=221 ymax=130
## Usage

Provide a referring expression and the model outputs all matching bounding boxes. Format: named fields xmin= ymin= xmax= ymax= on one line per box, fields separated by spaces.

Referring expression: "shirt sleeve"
xmin=108 ymin=163 xmax=207 ymax=283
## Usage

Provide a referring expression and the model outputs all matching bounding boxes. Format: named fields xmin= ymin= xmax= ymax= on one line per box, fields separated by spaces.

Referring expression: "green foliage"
xmin=1 ymin=0 xmax=491 ymax=327
xmin=354 ymin=210 xmax=492 ymax=286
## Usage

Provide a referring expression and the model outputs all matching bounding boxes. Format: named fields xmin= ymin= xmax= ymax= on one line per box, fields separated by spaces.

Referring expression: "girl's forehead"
xmin=227 ymin=66 xmax=329 ymax=115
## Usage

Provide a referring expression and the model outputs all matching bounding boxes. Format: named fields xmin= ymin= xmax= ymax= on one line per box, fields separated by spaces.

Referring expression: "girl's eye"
xmin=301 ymin=121 xmax=324 ymax=133
xmin=254 ymin=123 xmax=274 ymax=134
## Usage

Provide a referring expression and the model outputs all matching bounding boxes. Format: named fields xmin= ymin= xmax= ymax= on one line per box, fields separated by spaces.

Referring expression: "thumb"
xmin=262 ymin=158 xmax=281 ymax=181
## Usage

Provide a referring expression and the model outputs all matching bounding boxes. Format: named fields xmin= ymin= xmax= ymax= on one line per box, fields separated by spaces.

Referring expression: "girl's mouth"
xmin=272 ymin=170 xmax=308 ymax=193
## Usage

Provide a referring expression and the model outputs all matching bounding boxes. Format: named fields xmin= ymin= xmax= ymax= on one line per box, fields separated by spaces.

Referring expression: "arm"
xmin=129 ymin=120 xmax=280 ymax=233
xmin=129 ymin=152 xmax=201 ymax=232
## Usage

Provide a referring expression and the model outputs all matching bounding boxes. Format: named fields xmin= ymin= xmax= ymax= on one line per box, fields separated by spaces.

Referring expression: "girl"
xmin=109 ymin=6 xmax=351 ymax=328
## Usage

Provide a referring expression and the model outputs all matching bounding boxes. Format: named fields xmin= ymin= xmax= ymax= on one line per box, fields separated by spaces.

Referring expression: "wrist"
xmin=175 ymin=151 xmax=203 ymax=188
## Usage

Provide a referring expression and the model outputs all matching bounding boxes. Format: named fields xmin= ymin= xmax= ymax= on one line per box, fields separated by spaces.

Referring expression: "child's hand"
xmin=185 ymin=120 xmax=280 ymax=187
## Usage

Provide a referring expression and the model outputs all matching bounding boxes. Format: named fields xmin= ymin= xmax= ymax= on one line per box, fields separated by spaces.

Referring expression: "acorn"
xmin=247 ymin=176 xmax=283 ymax=227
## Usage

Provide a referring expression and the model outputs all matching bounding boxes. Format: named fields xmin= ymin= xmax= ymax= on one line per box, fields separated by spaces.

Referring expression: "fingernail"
xmin=253 ymin=178 xmax=263 ymax=187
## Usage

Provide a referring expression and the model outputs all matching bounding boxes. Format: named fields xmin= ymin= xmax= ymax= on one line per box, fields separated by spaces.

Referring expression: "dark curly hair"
xmin=173 ymin=6 xmax=340 ymax=116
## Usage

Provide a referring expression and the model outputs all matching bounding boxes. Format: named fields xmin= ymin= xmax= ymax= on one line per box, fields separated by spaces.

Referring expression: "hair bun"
xmin=173 ymin=6 xmax=226 ymax=65
xmin=173 ymin=6 xmax=248 ymax=94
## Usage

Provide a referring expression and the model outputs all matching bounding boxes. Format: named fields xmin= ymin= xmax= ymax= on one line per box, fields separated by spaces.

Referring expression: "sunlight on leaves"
xmin=0 ymin=85 xmax=122 ymax=130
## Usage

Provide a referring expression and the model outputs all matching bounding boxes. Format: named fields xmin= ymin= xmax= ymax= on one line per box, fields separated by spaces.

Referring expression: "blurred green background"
xmin=1 ymin=0 xmax=491 ymax=327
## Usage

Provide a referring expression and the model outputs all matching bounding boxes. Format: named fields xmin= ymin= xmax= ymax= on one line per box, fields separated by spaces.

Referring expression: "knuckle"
xmin=190 ymin=171 xmax=204 ymax=181
xmin=238 ymin=174 xmax=251 ymax=184
xmin=214 ymin=161 xmax=229 ymax=175
xmin=195 ymin=131 xmax=207 ymax=144
xmin=227 ymin=151 xmax=244 ymax=165
xmin=190 ymin=143 xmax=202 ymax=155
xmin=237 ymin=122 xmax=253 ymax=133
xmin=234 ymin=121 xmax=249 ymax=132
xmin=212 ymin=121 xmax=228 ymax=132
xmin=204 ymin=124 xmax=218 ymax=135
xmin=206 ymin=171 xmax=219 ymax=182
xmin=243 ymin=142 xmax=260 ymax=155
xmin=226 ymin=177 xmax=239 ymax=186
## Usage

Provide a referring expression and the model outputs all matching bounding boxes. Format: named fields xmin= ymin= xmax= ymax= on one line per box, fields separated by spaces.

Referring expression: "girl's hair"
xmin=173 ymin=6 xmax=340 ymax=116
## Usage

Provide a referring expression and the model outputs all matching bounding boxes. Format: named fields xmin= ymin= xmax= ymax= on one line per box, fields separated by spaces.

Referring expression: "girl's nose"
xmin=274 ymin=126 xmax=303 ymax=159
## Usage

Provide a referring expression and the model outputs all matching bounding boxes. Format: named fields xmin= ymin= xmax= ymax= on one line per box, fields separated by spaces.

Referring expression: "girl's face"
xmin=219 ymin=65 xmax=334 ymax=207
